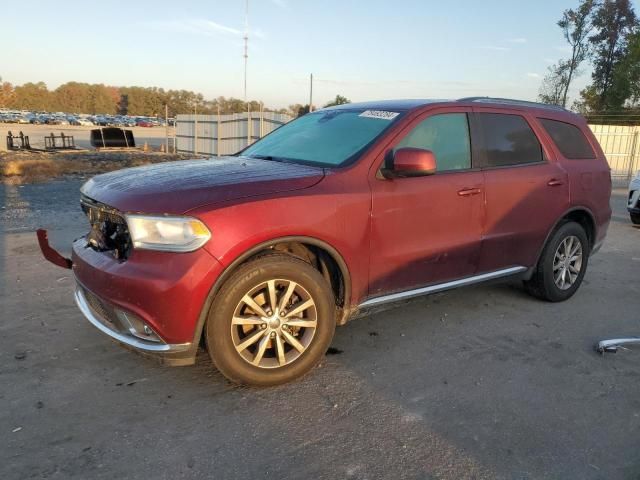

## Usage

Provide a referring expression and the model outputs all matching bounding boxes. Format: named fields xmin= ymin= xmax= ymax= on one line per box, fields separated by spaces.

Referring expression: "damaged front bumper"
xmin=37 ymin=228 xmax=224 ymax=366
xmin=74 ymin=283 xmax=192 ymax=359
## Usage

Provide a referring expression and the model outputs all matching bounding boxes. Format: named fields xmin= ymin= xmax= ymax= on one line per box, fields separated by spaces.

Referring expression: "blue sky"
xmin=2 ymin=0 xmax=629 ymax=108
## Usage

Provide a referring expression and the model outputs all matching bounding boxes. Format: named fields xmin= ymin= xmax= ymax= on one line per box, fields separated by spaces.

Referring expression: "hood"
xmin=80 ymin=156 xmax=325 ymax=214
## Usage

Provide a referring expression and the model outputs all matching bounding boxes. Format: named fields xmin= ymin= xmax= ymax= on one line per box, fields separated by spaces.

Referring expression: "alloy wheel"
xmin=553 ymin=235 xmax=583 ymax=290
xmin=230 ymin=279 xmax=318 ymax=368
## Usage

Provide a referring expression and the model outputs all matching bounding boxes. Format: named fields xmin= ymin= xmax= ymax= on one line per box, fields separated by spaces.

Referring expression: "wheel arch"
xmin=527 ymin=206 xmax=596 ymax=280
xmin=191 ymin=236 xmax=354 ymax=348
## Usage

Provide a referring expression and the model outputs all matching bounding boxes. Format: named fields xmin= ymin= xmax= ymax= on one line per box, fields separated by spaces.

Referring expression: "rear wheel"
xmin=630 ymin=213 xmax=640 ymax=225
xmin=205 ymin=254 xmax=336 ymax=386
xmin=524 ymin=221 xmax=589 ymax=302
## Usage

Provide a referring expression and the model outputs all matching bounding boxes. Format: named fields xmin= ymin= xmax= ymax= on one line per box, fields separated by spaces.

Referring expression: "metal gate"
xmin=176 ymin=111 xmax=292 ymax=156
xmin=589 ymin=124 xmax=640 ymax=180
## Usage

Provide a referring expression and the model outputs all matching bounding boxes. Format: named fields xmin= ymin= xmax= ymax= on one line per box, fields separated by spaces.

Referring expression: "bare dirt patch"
xmin=1 ymin=150 xmax=202 ymax=184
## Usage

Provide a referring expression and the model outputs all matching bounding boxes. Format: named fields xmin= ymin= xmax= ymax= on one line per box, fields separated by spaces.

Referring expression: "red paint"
xmin=67 ymin=99 xmax=611 ymax=351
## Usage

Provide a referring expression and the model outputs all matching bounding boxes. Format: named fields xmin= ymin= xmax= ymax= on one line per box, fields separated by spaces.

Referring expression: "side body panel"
xmin=366 ymin=107 xmax=485 ymax=297
xmin=471 ymin=107 xmax=571 ymax=271
xmin=535 ymin=116 xmax=611 ymax=248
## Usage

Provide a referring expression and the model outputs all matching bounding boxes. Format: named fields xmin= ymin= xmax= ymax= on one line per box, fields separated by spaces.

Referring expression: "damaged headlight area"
xmin=81 ymin=195 xmax=132 ymax=259
xmin=125 ymin=215 xmax=211 ymax=252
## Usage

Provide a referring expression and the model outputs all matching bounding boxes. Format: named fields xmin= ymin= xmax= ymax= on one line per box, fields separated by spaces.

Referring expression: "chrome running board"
xmin=359 ymin=266 xmax=527 ymax=308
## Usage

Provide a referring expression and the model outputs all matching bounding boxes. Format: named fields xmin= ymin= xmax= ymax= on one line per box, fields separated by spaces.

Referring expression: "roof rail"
xmin=457 ymin=97 xmax=568 ymax=112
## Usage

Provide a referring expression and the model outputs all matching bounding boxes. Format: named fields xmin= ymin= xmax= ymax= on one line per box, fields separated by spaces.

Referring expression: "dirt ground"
xmin=1 ymin=182 xmax=639 ymax=479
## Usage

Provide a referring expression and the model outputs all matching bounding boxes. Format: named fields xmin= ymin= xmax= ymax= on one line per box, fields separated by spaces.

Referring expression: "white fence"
xmin=589 ymin=124 xmax=640 ymax=180
xmin=176 ymin=111 xmax=292 ymax=156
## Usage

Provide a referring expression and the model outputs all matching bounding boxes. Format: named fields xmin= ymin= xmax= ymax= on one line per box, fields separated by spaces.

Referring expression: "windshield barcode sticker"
xmin=359 ymin=110 xmax=399 ymax=120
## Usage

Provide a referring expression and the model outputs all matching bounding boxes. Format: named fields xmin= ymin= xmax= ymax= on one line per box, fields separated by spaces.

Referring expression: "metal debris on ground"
xmin=596 ymin=337 xmax=640 ymax=353
xmin=6 ymin=131 xmax=31 ymax=150
xmin=44 ymin=132 xmax=76 ymax=150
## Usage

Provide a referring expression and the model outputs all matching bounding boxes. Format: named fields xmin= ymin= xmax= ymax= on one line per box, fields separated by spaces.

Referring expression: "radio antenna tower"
xmin=243 ymin=0 xmax=249 ymax=104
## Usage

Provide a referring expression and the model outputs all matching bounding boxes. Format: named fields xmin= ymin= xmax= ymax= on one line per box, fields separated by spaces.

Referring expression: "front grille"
xmin=82 ymin=286 xmax=122 ymax=330
xmin=80 ymin=194 xmax=127 ymax=226
xmin=80 ymin=194 xmax=131 ymax=259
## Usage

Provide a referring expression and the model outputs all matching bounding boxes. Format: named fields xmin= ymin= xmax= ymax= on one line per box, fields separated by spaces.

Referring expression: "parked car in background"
xmin=136 ymin=118 xmax=154 ymax=127
xmin=38 ymin=97 xmax=612 ymax=386
xmin=69 ymin=117 xmax=94 ymax=126
xmin=628 ymin=172 xmax=640 ymax=224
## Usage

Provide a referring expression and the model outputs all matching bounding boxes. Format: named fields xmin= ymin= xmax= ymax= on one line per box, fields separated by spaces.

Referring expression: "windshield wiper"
xmin=246 ymin=154 xmax=288 ymax=163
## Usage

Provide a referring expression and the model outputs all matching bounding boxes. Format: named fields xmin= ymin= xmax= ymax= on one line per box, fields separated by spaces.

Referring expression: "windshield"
xmin=241 ymin=108 xmax=404 ymax=167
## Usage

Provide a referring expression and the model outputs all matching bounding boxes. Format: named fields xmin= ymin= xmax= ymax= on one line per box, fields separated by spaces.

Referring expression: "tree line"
xmin=539 ymin=0 xmax=640 ymax=122
xmin=0 ymin=79 xmax=350 ymax=118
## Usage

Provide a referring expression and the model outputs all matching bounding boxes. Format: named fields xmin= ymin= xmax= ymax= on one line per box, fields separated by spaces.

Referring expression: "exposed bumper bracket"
xmin=37 ymin=229 xmax=72 ymax=269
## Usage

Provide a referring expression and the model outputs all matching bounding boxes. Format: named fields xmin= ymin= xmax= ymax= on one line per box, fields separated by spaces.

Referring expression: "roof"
xmin=322 ymin=97 xmax=576 ymax=116
xmin=322 ymin=99 xmax=448 ymax=112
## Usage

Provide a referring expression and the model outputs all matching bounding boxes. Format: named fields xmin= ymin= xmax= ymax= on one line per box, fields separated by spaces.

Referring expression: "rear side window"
xmin=538 ymin=118 xmax=596 ymax=159
xmin=396 ymin=113 xmax=471 ymax=171
xmin=477 ymin=113 xmax=543 ymax=167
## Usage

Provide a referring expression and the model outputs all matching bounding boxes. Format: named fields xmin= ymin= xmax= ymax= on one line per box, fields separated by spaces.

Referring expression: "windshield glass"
xmin=241 ymin=108 xmax=403 ymax=167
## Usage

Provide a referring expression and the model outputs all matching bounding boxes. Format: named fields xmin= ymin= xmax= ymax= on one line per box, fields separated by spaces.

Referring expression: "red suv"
xmin=39 ymin=97 xmax=611 ymax=385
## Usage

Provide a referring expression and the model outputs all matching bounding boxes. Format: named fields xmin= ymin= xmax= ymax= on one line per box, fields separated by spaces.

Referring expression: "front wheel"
xmin=524 ymin=221 xmax=589 ymax=302
xmin=205 ymin=254 xmax=336 ymax=386
xmin=631 ymin=213 xmax=640 ymax=225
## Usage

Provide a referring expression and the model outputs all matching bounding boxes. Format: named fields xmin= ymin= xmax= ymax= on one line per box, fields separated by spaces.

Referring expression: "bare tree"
xmin=539 ymin=61 xmax=571 ymax=105
xmin=557 ymin=0 xmax=599 ymax=107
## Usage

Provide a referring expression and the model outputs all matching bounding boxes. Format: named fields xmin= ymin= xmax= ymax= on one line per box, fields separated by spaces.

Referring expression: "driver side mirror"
xmin=381 ymin=148 xmax=437 ymax=178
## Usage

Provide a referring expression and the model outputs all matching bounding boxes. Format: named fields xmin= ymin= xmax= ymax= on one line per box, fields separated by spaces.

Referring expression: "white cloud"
xmin=476 ymin=45 xmax=511 ymax=52
xmin=508 ymin=38 xmax=527 ymax=44
xmin=526 ymin=72 xmax=541 ymax=79
xmin=143 ymin=19 xmax=265 ymax=39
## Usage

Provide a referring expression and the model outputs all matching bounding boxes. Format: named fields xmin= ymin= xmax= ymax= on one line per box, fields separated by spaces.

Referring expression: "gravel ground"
xmin=0 ymin=182 xmax=639 ymax=479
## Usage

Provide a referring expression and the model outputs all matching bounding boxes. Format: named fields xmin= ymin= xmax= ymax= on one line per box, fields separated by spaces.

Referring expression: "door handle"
xmin=547 ymin=178 xmax=564 ymax=186
xmin=457 ymin=187 xmax=482 ymax=196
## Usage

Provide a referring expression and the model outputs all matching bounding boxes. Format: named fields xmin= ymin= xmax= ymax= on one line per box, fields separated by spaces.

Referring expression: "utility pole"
xmin=309 ymin=73 xmax=313 ymax=112
xmin=243 ymin=0 xmax=249 ymax=104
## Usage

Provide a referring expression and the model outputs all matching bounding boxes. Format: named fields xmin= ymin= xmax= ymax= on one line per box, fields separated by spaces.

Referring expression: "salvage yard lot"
xmin=1 ymin=182 xmax=639 ymax=479
xmin=1 ymin=124 xmax=171 ymax=151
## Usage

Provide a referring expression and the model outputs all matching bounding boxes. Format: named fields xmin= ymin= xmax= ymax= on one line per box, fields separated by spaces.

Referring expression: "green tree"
xmin=12 ymin=82 xmax=51 ymax=111
xmin=323 ymin=94 xmax=351 ymax=107
xmin=608 ymin=30 xmax=640 ymax=107
xmin=0 ymin=77 xmax=15 ymax=108
xmin=583 ymin=0 xmax=638 ymax=111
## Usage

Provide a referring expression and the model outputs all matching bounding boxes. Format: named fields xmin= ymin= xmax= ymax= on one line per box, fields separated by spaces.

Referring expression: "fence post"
xmin=260 ymin=103 xmax=264 ymax=138
xmin=247 ymin=110 xmax=251 ymax=146
xmin=216 ymin=105 xmax=222 ymax=156
xmin=629 ymin=130 xmax=639 ymax=181
xmin=194 ymin=107 xmax=199 ymax=154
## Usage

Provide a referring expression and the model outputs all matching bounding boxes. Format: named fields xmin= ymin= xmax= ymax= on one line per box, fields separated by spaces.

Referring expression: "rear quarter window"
xmin=476 ymin=113 xmax=543 ymax=167
xmin=539 ymin=118 xmax=596 ymax=159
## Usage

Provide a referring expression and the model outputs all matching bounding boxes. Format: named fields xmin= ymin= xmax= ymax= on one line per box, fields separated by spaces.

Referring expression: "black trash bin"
xmin=90 ymin=128 xmax=135 ymax=148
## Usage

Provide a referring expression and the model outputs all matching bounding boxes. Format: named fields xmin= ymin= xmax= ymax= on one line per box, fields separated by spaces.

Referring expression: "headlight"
xmin=125 ymin=215 xmax=211 ymax=252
